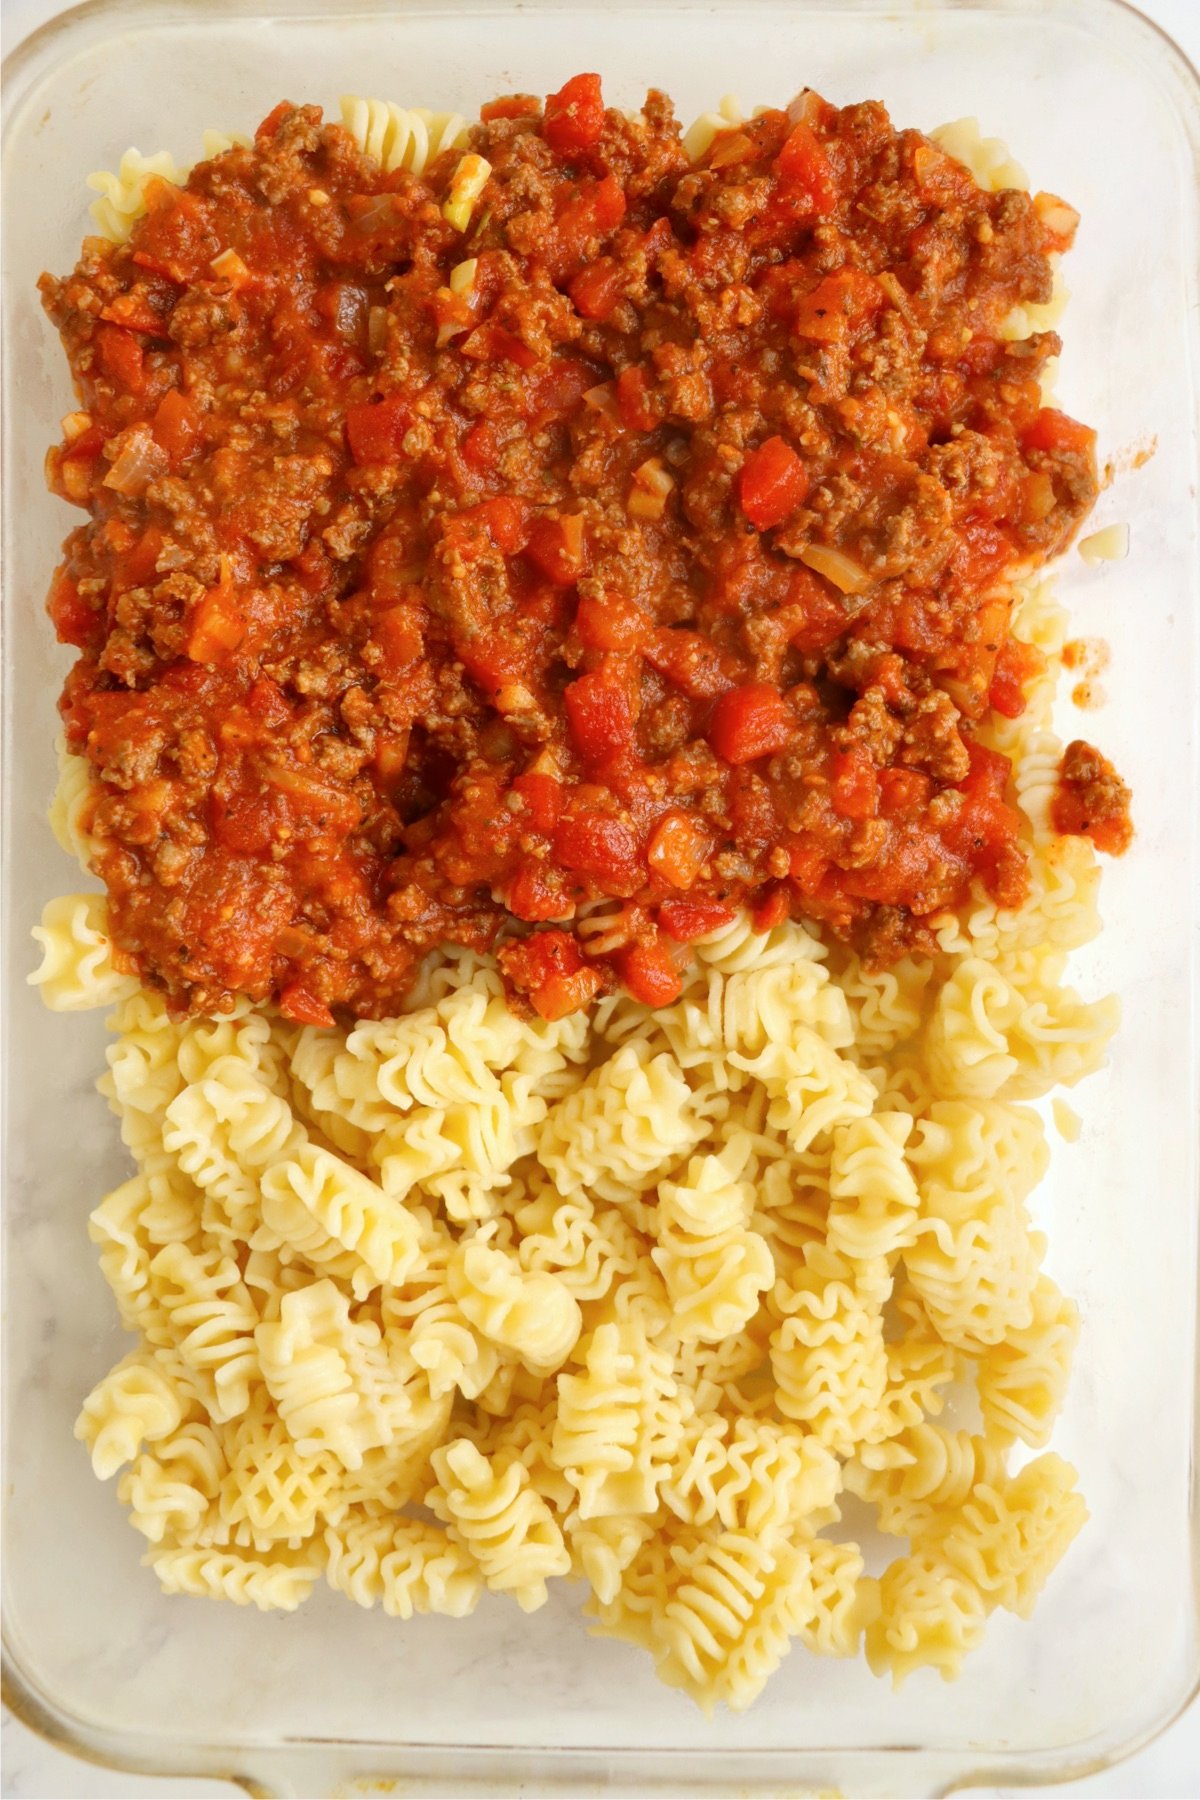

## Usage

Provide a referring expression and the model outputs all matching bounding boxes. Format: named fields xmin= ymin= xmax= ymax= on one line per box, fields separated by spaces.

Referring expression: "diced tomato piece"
xmin=646 ymin=810 xmax=711 ymax=889
xmin=569 ymin=257 xmax=625 ymax=321
xmin=511 ymin=770 xmax=564 ymax=833
xmin=564 ymin=672 xmax=635 ymax=763
xmin=95 ymin=324 xmax=147 ymax=394
xmin=186 ymin=569 xmax=244 ymax=663
xmin=476 ymin=494 xmax=529 ymax=555
xmin=1021 ymin=408 xmax=1096 ymax=458
xmin=279 ymin=982 xmax=335 ymax=1028
xmin=113 ymin=524 xmax=165 ymax=592
xmin=787 ymin=572 xmax=849 ymax=654
xmin=575 ymin=591 xmax=646 ymax=652
xmin=988 ymin=638 xmax=1044 ymax=719
xmin=46 ymin=565 xmax=93 ymax=648
xmin=544 ymin=73 xmax=605 ymax=155
xmin=618 ymin=936 xmax=684 ymax=1007
xmin=751 ymin=885 xmax=791 ymax=930
xmin=211 ymin=788 xmax=274 ymax=856
xmin=345 ymin=395 xmax=410 ymax=464
xmin=615 ymin=365 xmax=657 ymax=432
xmin=739 ymin=437 xmax=809 ymax=530
xmin=481 ymin=94 xmax=541 ymax=122
xmin=525 ymin=356 xmax=596 ymax=425
xmin=460 ymin=320 xmax=540 ymax=369
xmin=792 ymin=268 xmax=883 ymax=343
xmin=151 ymin=388 xmax=202 ymax=466
xmin=505 ymin=862 xmax=569 ymax=922
xmin=544 ymin=175 xmax=627 ymax=282
xmin=774 ymin=122 xmax=838 ymax=214
xmin=830 ymin=748 xmax=879 ymax=821
xmin=501 ymin=928 xmax=602 ymax=1018
xmin=944 ymin=740 xmax=1022 ymax=874
xmin=462 ymin=417 xmax=501 ymax=473
xmin=554 ymin=811 xmax=640 ymax=887
xmin=526 ymin=513 xmax=586 ymax=585
xmin=657 ymin=898 xmax=737 ymax=942
xmin=878 ymin=767 xmax=932 ymax=819
xmin=374 ymin=607 xmax=424 ymax=675
xmin=708 ymin=683 xmax=794 ymax=765
xmin=247 ymin=675 xmax=289 ymax=726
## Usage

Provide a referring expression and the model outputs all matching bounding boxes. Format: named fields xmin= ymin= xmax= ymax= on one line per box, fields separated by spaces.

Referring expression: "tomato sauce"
xmin=40 ymin=83 xmax=1118 ymax=1021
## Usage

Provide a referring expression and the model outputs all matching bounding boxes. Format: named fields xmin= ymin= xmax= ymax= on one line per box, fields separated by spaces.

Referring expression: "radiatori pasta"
xmin=34 ymin=99 xmax=1122 ymax=1715
xmin=34 ymin=775 xmax=1107 ymax=1705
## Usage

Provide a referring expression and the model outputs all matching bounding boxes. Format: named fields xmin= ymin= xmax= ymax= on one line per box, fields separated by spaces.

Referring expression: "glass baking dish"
xmin=3 ymin=0 xmax=1199 ymax=1793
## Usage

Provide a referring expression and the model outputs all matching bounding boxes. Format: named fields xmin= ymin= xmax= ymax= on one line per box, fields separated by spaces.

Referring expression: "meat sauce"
xmin=40 ymin=79 xmax=1126 ymax=1023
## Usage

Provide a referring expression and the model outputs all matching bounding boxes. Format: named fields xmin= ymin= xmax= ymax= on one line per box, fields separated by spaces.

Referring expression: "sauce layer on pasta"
xmin=39 ymin=78 xmax=1128 ymax=1023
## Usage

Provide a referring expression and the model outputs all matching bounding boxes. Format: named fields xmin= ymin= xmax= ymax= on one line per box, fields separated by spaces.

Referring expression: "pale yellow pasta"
xmin=825 ymin=1112 xmax=921 ymax=1262
xmin=75 ymin=1349 xmax=191 ymax=1480
xmin=324 ymin=1510 xmax=483 ymax=1618
xmin=864 ymin=1550 xmax=988 ymax=1686
xmin=930 ymin=117 xmax=1028 ymax=192
xmin=846 ymin=1424 xmax=1007 ymax=1539
xmin=769 ymin=1247 xmax=891 ymax=1454
xmin=257 ymin=1141 xmax=422 ymax=1298
xmin=87 ymin=148 xmax=180 ymax=241
xmin=147 ymin=1241 xmax=260 ymax=1422
xmin=338 ymin=96 xmax=469 ymax=175
xmin=920 ymin=1455 xmax=1088 ymax=1619
xmin=651 ymin=1151 xmax=773 ymax=1343
xmin=659 ymin=1412 xmax=840 ymax=1539
xmin=975 ymin=1274 xmax=1080 ymax=1447
xmin=427 ymin=1438 xmax=570 ymax=1612
xmin=29 ymin=892 xmax=136 ymax=1011
xmin=48 ymin=737 xmax=98 ymax=870
xmin=538 ymin=1041 xmax=707 ymax=1203
xmin=448 ymin=1233 xmax=582 ymax=1375
xmin=683 ymin=92 xmax=745 ymax=162
xmin=147 ymin=1542 xmax=323 ymax=1612
xmin=552 ymin=1322 xmax=692 ymax=1519
xmin=255 ymin=1279 xmax=415 ymax=1467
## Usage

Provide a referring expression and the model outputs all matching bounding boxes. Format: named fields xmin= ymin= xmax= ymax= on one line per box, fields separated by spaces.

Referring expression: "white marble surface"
xmin=4 ymin=0 xmax=1199 ymax=1795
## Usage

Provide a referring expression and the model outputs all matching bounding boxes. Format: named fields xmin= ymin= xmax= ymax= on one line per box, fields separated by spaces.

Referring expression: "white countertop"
xmin=3 ymin=0 xmax=1197 ymax=1793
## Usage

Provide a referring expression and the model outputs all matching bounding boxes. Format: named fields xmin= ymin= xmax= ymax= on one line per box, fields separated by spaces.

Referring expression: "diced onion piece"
xmin=443 ymin=154 xmax=491 ymax=232
xmin=708 ymin=131 xmax=754 ymax=169
xmin=628 ymin=457 xmax=675 ymax=521
xmin=436 ymin=316 xmax=469 ymax=347
xmin=57 ymin=455 xmax=92 ymax=503
xmin=1079 ymin=523 xmax=1130 ymax=566
xmin=449 ymin=257 xmax=478 ymax=295
xmin=210 ymin=247 xmax=251 ymax=287
xmin=61 ymin=411 xmax=93 ymax=445
xmin=786 ymin=88 xmax=823 ymax=127
xmin=368 ymin=305 xmax=389 ymax=354
xmin=102 ymin=424 xmax=168 ymax=497
xmin=583 ymin=382 xmax=616 ymax=417
xmin=796 ymin=542 xmax=872 ymax=594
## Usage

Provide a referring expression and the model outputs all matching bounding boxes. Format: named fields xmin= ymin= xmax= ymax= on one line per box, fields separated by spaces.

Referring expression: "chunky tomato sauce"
xmin=41 ymin=81 xmax=1120 ymax=1022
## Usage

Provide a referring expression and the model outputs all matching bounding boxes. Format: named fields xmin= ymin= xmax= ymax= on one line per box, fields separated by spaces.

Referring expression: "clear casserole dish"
xmin=2 ymin=0 xmax=1198 ymax=1793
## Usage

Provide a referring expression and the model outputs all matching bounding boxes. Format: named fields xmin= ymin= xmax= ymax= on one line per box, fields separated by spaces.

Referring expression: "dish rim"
xmin=3 ymin=0 xmax=1200 ymax=1792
